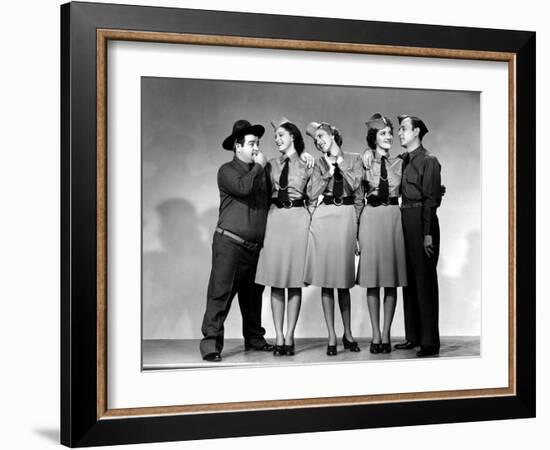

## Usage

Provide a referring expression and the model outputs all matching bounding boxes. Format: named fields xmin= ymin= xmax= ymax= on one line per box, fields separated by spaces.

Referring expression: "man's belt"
xmin=400 ymin=201 xmax=423 ymax=209
xmin=322 ymin=196 xmax=354 ymax=206
xmin=271 ymin=198 xmax=307 ymax=209
xmin=366 ymin=196 xmax=399 ymax=207
xmin=215 ymin=227 xmax=261 ymax=249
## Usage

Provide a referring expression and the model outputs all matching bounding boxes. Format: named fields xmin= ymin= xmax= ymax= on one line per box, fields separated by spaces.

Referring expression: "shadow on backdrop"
xmin=142 ymin=198 xmax=209 ymax=339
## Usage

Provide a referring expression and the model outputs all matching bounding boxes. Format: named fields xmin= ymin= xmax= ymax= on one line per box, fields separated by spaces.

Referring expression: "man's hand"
xmin=253 ymin=152 xmax=267 ymax=168
xmin=300 ymin=152 xmax=315 ymax=169
xmin=424 ymin=235 xmax=435 ymax=258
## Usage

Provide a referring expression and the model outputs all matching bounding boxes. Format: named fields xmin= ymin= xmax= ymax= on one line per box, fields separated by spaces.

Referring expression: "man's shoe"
xmin=203 ymin=352 xmax=222 ymax=362
xmin=394 ymin=340 xmax=418 ymax=350
xmin=416 ymin=346 xmax=439 ymax=357
xmin=244 ymin=342 xmax=274 ymax=351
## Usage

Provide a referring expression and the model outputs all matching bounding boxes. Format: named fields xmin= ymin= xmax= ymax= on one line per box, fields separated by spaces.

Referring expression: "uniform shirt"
xmin=216 ymin=156 xmax=269 ymax=243
xmin=401 ymin=145 xmax=442 ymax=236
xmin=363 ymin=153 xmax=403 ymax=198
xmin=266 ymin=151 xmax=313 ymax=200
xmin=309 ymin=151 xmax=363 ymax=219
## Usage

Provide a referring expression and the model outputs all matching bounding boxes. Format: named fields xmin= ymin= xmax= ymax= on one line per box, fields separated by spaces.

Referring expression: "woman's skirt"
xmin=356 ymin=204 xmax=407 ymax=288
xmin=255 ymin=205 xmax=311 ymax=288
xmin=303 ymin=204 xmax=357 ymax=289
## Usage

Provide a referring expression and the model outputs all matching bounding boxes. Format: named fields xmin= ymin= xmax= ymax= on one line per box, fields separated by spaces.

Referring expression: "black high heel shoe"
xmin=370 ymin=342 xmax=381 ymax=354
xmin=342 ymin=334 xmax=361 ymax=352
xmin=273 ymin=345 xmax=285 ymax=356
xmin=326 ymin=344 xmax=337 ymax=356
xmin=380 ymin=343 xmax=391 ymax=354
xmin=284 ymin=343 xmax=295 ymax=356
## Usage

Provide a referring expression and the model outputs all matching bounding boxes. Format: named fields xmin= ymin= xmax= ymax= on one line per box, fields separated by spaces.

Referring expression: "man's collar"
xmin=409 ymin=144 xmax=425 ymax=159
xmin=233 ymin=155 xmax=253 ymax=170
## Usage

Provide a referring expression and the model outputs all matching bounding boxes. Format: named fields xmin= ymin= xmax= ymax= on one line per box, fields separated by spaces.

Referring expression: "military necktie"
xmin=379 ymin=156 xmax=389 ymax=204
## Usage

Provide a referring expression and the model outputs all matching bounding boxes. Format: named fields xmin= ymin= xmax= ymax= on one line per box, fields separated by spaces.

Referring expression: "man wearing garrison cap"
xmin=394 ymin=115 xmax=443 ymax=357
xmin=199 ymin=119 xmax=274 ymax=362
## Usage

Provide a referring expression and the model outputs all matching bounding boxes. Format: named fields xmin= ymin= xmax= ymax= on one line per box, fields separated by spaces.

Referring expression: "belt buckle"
xmin=333 ymin=197 xmax=343 ymax=206
xmin=282 ymin=200 xmax=292 ymax=209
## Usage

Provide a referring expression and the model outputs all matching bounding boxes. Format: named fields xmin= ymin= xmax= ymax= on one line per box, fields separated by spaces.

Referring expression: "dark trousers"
xmin=401 ymin=207 xmax=440 ymax=348
xmin=200 ymin=232 xmax=267 ymax=357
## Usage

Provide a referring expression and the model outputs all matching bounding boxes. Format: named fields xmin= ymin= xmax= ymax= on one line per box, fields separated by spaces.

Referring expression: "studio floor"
xmin=142 ymin=336 xmax=480 ymax=370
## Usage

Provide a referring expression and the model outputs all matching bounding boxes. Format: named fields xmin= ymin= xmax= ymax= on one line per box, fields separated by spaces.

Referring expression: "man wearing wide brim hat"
xmin=200 ymin=119 xmax=274 ymax=362
xmin=393 ymin=114 xmax=443 ymax=358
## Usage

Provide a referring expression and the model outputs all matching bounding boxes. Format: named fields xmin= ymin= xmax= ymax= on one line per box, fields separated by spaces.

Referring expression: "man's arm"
xmin=218 ymin=163 xmax=264 ymax=197
xmin=421 ymin=156 xmax=442 ymax=234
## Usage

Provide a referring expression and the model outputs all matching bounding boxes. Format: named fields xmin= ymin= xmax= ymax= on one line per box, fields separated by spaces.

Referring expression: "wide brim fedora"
xmin=222 ymin=120 xmax=265 ymax=150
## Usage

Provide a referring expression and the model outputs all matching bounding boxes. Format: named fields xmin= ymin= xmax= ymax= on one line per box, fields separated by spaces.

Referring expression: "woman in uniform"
xmin=255 ymin=118 xmax=313 ymax=356
xmin=304 ymin=121 xmax=363 ymax=356
xmin=357 ymin=113 xmax=407 ymax=354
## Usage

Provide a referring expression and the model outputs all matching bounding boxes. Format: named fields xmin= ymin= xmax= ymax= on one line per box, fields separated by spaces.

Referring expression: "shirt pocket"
xmin=405 ymin=171 xmax=419 ymax=186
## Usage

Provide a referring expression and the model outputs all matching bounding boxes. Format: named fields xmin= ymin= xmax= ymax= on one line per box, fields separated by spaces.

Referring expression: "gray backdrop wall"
xmin=141 ymin=77 xmax=480 ymax=339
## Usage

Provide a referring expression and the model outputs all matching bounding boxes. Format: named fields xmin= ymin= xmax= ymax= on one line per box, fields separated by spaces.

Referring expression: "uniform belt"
xmin=215 ymin=227 xmax=261 ymax=249
xmin=400 ymin=201 xmax=423 ymax=209
xmin=322 ymin=196 xmax=354 ymax=206
xmin=271 ymin=198 xmax=307 ymax=208
xmin=366 ymin=196 xmax=399 ymax=207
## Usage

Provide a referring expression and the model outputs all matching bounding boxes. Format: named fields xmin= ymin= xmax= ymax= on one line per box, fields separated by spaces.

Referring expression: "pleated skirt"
xmin=303 ymin=204 xmax=357 ymax=289
xmin=255 ymin=205 xmax=311 ymax=288
xmin=356 ymin=204 xmax=407 ymax=288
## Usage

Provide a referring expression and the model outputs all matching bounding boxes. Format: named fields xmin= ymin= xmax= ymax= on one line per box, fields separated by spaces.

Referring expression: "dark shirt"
xmin=401 ymin=145 xmax=442 ymax=235
xmin=216 ymin=156 xmax=269 ymax=243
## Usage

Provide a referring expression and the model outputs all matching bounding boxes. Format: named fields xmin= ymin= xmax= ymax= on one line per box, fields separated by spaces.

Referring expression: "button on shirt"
xmin=401 ymin=145 xmax=442 ymax=235
xmin=216 ymin=156 xmax=269 ymax=243
xmin=267 ymin=152 xmax=313 ymax=200
xmin=363 ymin=154 xmax=403 ymax=199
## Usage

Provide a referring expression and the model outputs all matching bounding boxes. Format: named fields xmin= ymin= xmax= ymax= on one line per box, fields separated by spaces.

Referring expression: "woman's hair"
xmin=318 ymin=122 xmax=343 ymax=147
xmin=280 ymin=122 xmax=305 ymax=154
xmin=366 ymin=115 xmax=393 ymax=150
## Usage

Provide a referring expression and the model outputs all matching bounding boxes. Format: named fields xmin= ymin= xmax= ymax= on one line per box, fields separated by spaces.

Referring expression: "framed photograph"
xmin=61 ymin=1 xmax=535 ymax=447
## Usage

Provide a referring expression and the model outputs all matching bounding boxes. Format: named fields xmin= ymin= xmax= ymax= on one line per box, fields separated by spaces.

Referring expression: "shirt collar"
xmin=410 ymin=144 xmax=425 ymax=157
xmin=280 ymin=150 xmax=298 ymax=164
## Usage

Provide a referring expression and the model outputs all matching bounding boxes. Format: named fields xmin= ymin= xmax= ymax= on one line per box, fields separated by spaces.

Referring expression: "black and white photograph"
xmin=141 ymin=77 xmax=481 ymax=369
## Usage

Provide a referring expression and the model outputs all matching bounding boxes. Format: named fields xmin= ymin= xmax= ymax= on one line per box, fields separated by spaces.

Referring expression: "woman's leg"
xmin=337 ymin=288 xmax=355 ymax=341
xmin=285 ymin=288 xmax=302 ymax=345
xmin=367 ymin=288 xmax=381 ymax=343
xmin=271 ymin=287 xmax=285 ymax=346
xmin=321 ymin=288 xmax=337 ymax=345
xmin=381 ymin=287 xmax=397 ymax=344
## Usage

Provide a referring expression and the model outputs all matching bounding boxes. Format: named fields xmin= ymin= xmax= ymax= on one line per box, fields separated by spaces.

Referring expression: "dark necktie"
xmin=379 ymin=156 xmax=389 ymax=203
xmin=277 ymin=158 xmax=290 ymax=202
xmin=333 ymin=163 xmax=344 ymax=199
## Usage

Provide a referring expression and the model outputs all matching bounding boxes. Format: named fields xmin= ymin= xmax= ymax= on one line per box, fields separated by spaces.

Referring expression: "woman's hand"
xmin=362 ymin=149 xmax=373 ymax=168
xmin=324 ymin=154 xmax=336 ymax=176
xmin=300 ymin=151 xmax=315 ymax=169
xmin=336 ymin=156 xmax=344 ymax=166
xmin=355 ymin=240 xmax=361 ymax=256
